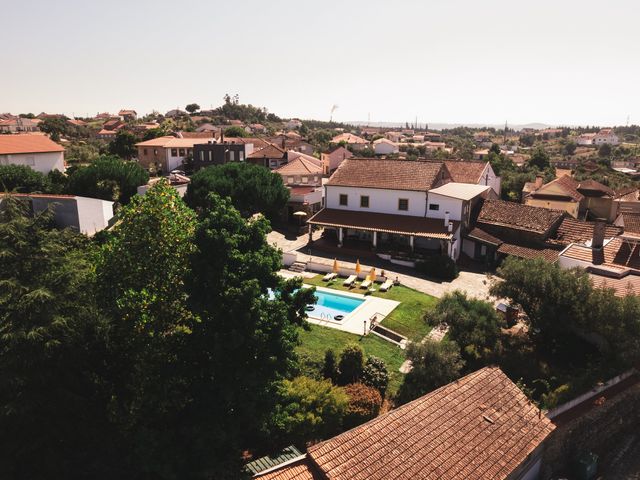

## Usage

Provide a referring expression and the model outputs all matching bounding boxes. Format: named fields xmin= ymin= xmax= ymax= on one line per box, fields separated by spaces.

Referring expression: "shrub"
xmin=361 ymin=356 xmax=389 ymax=397
xmin=337 ymin=343 xmax=364 ymax=385
xmin=0 ymin=164 xmax=50 ymax=193
xmin=322 ymin=349 xmax=338 ymax=383
xmin=416 ymin=255 xmax=458 ymax=281
xmin=343 ymin=383 xmax=382 ymax=429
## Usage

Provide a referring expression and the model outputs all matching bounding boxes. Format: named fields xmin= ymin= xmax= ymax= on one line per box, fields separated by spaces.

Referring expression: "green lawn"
xmin=296 ymin=324 xmax=407 ymax=396
xmin=303 ymin=275 xmax=437 ymax=341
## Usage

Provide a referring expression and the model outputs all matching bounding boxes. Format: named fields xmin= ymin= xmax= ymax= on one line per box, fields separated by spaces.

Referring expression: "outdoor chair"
xmin=360 ymin=279 xmax=372 ymax=289
xmin=343 ymin=275 xmax=357 ymax=287
xmin=379 ymin=280 xmax=393 ymax=292
xmin=323 ymin=272 xmax=337 ymax=281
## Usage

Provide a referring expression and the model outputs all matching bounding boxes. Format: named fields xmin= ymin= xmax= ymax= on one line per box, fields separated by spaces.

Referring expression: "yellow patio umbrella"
xmin=332 ymin=258 xmax=339 ymax=273
xmin=368 ymin=267 xmax=376 ymax=283
xmin=355 ymin=259 xmax=361 ymax=276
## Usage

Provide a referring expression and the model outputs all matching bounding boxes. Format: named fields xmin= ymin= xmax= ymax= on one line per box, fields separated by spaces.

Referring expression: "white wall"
xmin=479 ymin=164 xmax=501 ymax=196
xmin=326 ymin=185 xmax=427 ymax=216
xmin=426 ymin=193 xmax=464 ymax=221
xmin=374 ymin=142 xmax=398 ymax=155
xmin=77 ymin=197 xmax=114 ymax=236
xmin=0 ymin=151 xmax=65 ymax=173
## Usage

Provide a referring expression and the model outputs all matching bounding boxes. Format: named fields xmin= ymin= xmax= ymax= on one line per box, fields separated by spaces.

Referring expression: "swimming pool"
xmin=307 ymin=290 xmax=365 ymax=322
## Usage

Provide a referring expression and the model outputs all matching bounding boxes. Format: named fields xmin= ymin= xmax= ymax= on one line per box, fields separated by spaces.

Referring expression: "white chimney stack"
xmin=448 ymin=222 xmax=453 ymax=233
xmin=444 ymin=211 xmax=450 ymax=227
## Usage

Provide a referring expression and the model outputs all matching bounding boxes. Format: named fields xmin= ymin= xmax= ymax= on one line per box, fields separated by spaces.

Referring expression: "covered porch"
xmin=307 ymin=208 xmax=459 ymax=260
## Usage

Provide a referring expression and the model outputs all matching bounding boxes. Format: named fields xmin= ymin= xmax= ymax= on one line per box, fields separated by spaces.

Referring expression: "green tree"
xmin=563 ymin=141 xmax=577 ymax=156
xmin=185 ymin=162 xmax=289 ymax=220
xmin=397 ymin=339 xmax=464 ymax=404
xmin=186 ymin=103 xmax=201 ymax=114
xmin=519 ymin=134 xmax=536 ymax=147
xmin=598 ymin=143 xmax=612 ymax=157
xmin=0 ymin=196 xmax=120 ymax=478
xmin=66 ymin=155 xmax=149 ymax=205
xmin=38 ymin=117 xmax=70 ymax=141
xmin=322 ymin=349 xmax=339 ymax=382
xmin=337 ymin=343 xmax=365 ymax=385
xmin=343 ymin=383 xmax=382 ymax=429
xmin=108 ymin=130 xmax=138 ymax=159
xmin=0 ymin=164 xmax=51 ymax=192
xmin=270 ymin=376 xmax=348 ymax=448
xmin=361 ymin=356 xmax=389 ymax=397
xmin=426 ymin=291 xmax=504 ymax=369
xmin=527 ymin=146 xmax=550 ymax=170
xmin=224 ymin=125 xmax=248 ymax=137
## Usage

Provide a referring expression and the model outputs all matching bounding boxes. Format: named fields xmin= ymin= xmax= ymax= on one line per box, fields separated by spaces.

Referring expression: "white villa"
xmin=308 ymin=158 xmax=492 ymax=261
xmin=0 ymin=134 xmax=65 ymax=173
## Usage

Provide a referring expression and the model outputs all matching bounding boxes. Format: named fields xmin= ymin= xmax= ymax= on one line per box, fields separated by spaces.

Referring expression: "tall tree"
xmin=108 ymin=130 xmax=138 ymax=159
xmin=185 ymin=103 xmax=201 ymax=114
xmin=527 ymin=146 xmax=550 ymax=170
xmin=185 ymin=162 xmax=289 ymax=220
xmin=0 ymin=164 xmax=51 ymax=193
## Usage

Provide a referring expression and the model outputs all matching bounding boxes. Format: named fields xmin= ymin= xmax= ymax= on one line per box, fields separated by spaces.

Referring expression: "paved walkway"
xmin=268 ymin=229 xmax=495 ymax=301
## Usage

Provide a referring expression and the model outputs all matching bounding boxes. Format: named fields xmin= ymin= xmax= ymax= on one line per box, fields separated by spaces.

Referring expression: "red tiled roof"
xmin=248 ymin=143 xmax=286 ymax=159
xmin=550 ymin=217 xmax=622 ymax=246
xmin=256 ymin=458 xmax=322 ymax=480
xmin=467 ymin=227 xmax=502 ymax=246
xmin=331 ymin=133 xmax=368 ymax=144
xmin=307 ymin=367 xmax=555 ymax=480
xmin=620 ymin=213 xmax=640 ymax=235
xmin=561 ymin=237 xmax=640 ymax=272
xmin=497 ymin=243 xmax=560 ymax=262
xmin=577 ymin=179 xmax=614 ymax=197
xmin=275 ymin=155 xmax=323 ymax=176
xmin=590 ymin=272 xmax=640 ymax=297
xmin=308 ymin=208 xmax=456 ymax=239
xmin=0 ymin=134 xmax=64 ymax=154
xmin=478 ymin=199 xmax=564 ymax=234
xmin=327 ymin=158 xmax=446 ymax=191
xmin=530 ymin=175 xmax=583 ymax=202
xmin=443 ymin=160 xmax=487 ymax=184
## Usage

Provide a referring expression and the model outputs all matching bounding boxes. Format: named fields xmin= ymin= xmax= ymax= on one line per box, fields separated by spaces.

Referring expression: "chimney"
xmin=592 ymin=218 xmax=606 ymax=249
xmin=448 ymin=222 xmax=453 ymax=233
xmin=535 ymin=175 xmax=544 ymax=189
xmin=444 ymin=211 xmax=450 ymax=227
xmin=282 ymin=136 xmax=286 ymax=150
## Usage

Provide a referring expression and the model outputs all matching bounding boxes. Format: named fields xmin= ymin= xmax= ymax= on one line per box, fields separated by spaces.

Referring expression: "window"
xmin=429 ymin=203 xmax=439 ymax=211
xmin=360 ymin=195 xmax=369 ymax=208
xmin=153 ymin=149 xmax=158 ymax=155
xmin=302 ymin=176 xmax=309 ymax=183
xmin=200 ymin=151 xmax=204 ymax=161
xmin=179 ymin=149 xmax=185 ymax=156
xmin=229 ymin=151 xmax=236 ymax=161
xmin=288 ymin=176 xmax=294 ymax=184
xmin=143 ymin=148 xmax=148 ymax=155
xmin=171 ymin=149 xmax=178 ymax=156
xmin=339 ymin=194 xmax=348 ymax=206
xmin=398 ymin=198 xmax=409 ymax=211
xmin=239 ymin=151 xmax=245 ymax=161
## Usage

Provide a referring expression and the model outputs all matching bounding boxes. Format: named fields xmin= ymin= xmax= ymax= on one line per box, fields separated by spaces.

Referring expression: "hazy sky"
xmin=2 ymin=0 xmax=639 ymax=126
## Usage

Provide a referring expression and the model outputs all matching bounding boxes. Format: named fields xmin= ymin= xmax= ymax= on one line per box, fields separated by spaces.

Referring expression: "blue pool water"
xmin=309 ymin=290 xmax=365 ymax=321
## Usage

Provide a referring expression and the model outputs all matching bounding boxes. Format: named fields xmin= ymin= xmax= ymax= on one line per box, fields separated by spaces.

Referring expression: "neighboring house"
xmin=330 ymin=132 xmax=369 ymax=151
xmin=118 ymin=109 xmax=137 ymax=121
xmin=464 ymin=199 xmax=566 ymax=264
xmin=523 ymin=175 xmax=583 ymax=218
xmin=320 ymin=145 xmax=353 ymax=174
xmin=444 ymin=160 xmax=501 ymax=196
xmin=195 ymin=123 xmax=219 ymax=134
xmin=246 ymin=143 xmax=287 ymax=169
xmin=576 ymin=132 xmax=597 ymax=145
xmin=67 ymin=119 xmax=86 ymax=127
xmin=95 ymin=112 xmax=112 ymax=120
xmin=135 ymin=136 xmax=208 ymax=173
xmin=0 ymin=134 xmax=65 ymax=173
xmin=308 ymin=159 xmax=469 ymax=259
xmin=594 ymin=128 xmax=619 ymax=146
xmin=385 ymin=131 xmax=403 ymax=142
xmin=473 ymin=148 xmax=489 ymax=160
xmin=256 ymin=367 xmax=555 ymax=480
xmin=249 ymin=123 xmax=267 ymax=133
xmin=102 ymin=118 xmax=125 ymax=131
xmin=576 ymin=179 xmax=617 ymax=221
xmin=424 ymin=141 xmax=448 ymax=153
xmin=424 ymin=131 xmax=442 ymax=142
xmin=97 ymin=129 xmax=117 ymax=140
xmin=1 ymin=193 xmax=113 ymax=236
xmin=274 ymin=153 xmax=325 ymax=222
xmin=285 ymin=119 xmax=303 ymax=130
xmin=192 ymin=140 xmax=254 ymax=169
xmin=373 ymin=137 xmax=399 ymax=155
xmin=0 ymin=117 xmax=40 ymax=133
xmin=165 ymin=109 xmax=186 ymax=118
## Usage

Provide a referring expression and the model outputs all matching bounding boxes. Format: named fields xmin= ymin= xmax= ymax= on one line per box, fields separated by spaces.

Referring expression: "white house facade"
xmin=0 ymin=135 xmax=65 ymax=173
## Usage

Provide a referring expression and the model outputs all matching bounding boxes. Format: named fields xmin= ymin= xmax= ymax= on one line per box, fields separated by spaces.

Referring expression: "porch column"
xmin=308 ymin=223 xmax=313 ymax=244
xmin=372 ymin=231 xmax=378 ymax=249
xmin=338 ymin=227 xmax=344 ymax=247
xmin=409 ymin=235 xmax=415 ymax=252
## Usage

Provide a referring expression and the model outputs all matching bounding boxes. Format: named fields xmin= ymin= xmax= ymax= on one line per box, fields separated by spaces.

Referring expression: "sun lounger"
xmin=360 ymin=279 xmax=372 ymax=289
xmin=343 ymin=275 xmax=357 ymax=287
xmin=323 ymin=272 xmax=337 ymax=281
xmin=379 ymin=280 xmax=393 ymax=292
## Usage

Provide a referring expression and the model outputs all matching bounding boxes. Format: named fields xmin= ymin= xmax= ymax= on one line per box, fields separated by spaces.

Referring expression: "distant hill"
xmin=346 ymin=121 xmax=555 ymax=131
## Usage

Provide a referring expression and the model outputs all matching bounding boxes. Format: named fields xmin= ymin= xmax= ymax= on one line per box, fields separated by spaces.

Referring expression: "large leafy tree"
xmin=66 ymin=155 xmax=149 ymax=205
xmin=0 ymin=164 xmax=51 ymax=193
xmin=397 ymin=339 xmax=464 ymax=404
xmin=0 ymin=196 xmax=119 ymax=478
xmin=185 ymin=162 xmax=289 ymax=220
xmin=108 ymin=130 xmax=138 ymax=159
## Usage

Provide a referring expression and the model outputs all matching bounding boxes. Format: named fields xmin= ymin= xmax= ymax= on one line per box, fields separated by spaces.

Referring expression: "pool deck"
xmin=303 ymin=284 xmax=400 ymax=335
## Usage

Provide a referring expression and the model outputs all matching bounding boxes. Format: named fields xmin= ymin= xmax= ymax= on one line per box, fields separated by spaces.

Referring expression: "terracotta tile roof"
xmin=308 ymin=208 xmax=456 ymax=239
xmin=530 ymin=175 xmax=583 ymax=202
xmin=135 ymin=136 xmax=207 ymax=148
xmin=561 ymin=237 xmax=640 ymax=272
xmin=497 ymin=243 xmax=560 ymax=262
xmin=590 ymin=273 xmax=640 ymax=297
xmin=551 ymin=217 xmax=622 ymax=246
xmin=615 ymin=187 xmax=638 ymax=200
xmin=327 ymin=159 xmax=446 ymax=191
xmin=331 ymin=133 xmax=368 ymax=144
xmin=224 ymin=137 xmax=271 ymax=149
xmin=478 ymin=199 xmax=564 ymax=234
xmin=467 ymin=227 xmax=502 ymax=246
xmin=577 ymin=179 xmax=614 ymax=197
xmin=178 ymin=131 xmax=215 ymax=138
xmin=255 ymin=458 xmax=322 ymax=480
xmin=443 ymin=160 xmax=487 ymax=184
xmin=307 ymin=367 xmax=554 ymax=480
xmin=248 ymin=143 xmax=286 ymax=159
xmin=0 ymin=134 xmax=64 ymax=154
xmin=275 ymin=156 xmax=323 ymax=176
xmin=620 ymin=213 xmax=640 ymax=235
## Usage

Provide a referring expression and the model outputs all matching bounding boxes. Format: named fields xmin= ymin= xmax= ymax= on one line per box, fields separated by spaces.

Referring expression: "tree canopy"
xmin=185 ymin=162 xmax=289 ymax=220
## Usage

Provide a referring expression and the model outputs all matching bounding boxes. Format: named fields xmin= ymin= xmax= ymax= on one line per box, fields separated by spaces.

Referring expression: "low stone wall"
xmin=542 ymin=376 xmax=640 ymax=478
